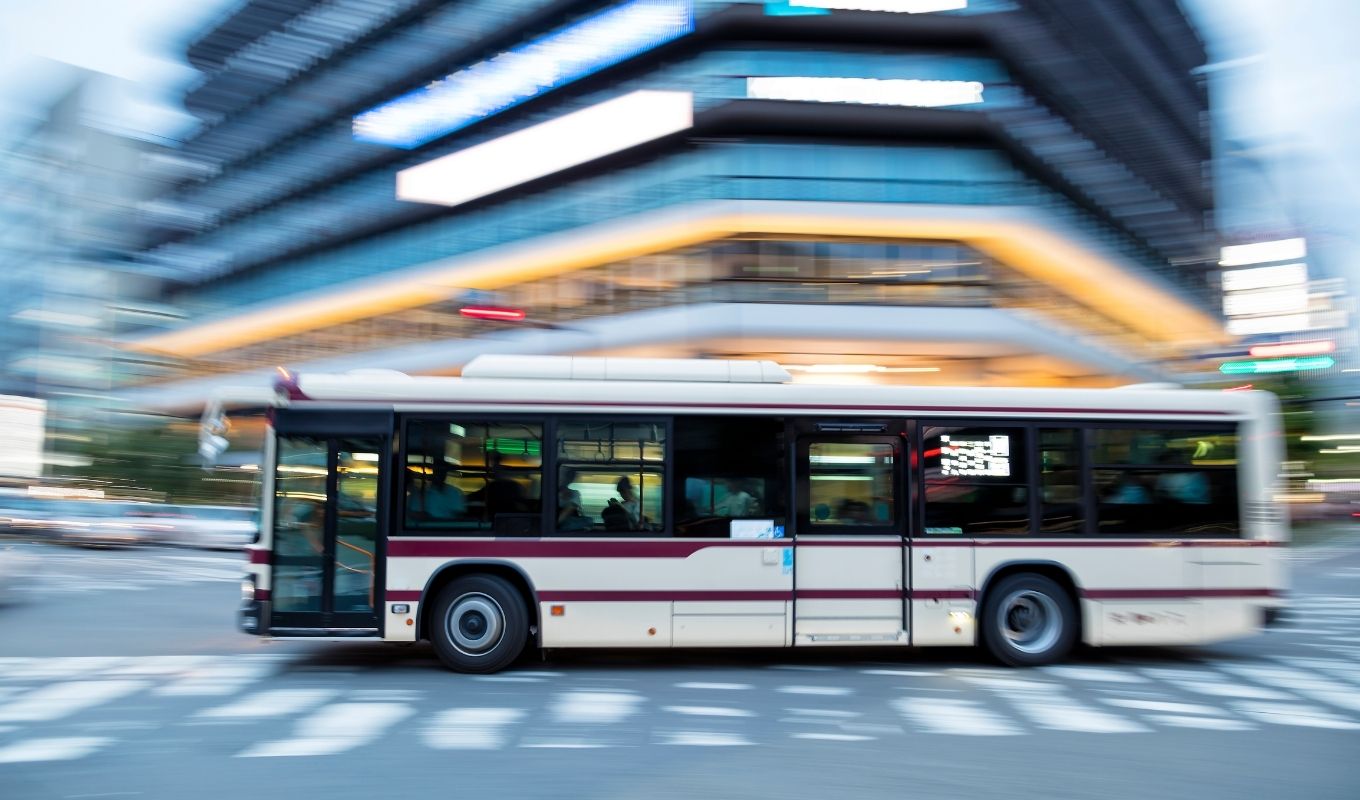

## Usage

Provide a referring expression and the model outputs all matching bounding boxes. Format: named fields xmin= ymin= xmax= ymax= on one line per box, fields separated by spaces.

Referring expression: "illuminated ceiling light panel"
xmin=789 ymin=0 xmax=968 ymax=11
xmin=1225 ymin=314 xmax=1312 ymax=336
xmin=1219 ymin=238 xmax=1307 ymax=267
xmin=1222 ymin=287 xmax=1308 ymax=318
xmin=396 ymin=90 xmax=693 ymax=208
xmin=353 ymin=0 xmax=694 ymax=149
xmin=747 ymin=77 xmax=984 ymax=108
xmin=1221 ymin=263 xmax=1307 ymax=292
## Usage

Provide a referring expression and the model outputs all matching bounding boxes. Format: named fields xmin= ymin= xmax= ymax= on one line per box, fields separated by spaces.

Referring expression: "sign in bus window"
xmin=924 ymin=426 xmax=1029 ymax=536
xmin=806 ymin=442 xmax=896 ymax=527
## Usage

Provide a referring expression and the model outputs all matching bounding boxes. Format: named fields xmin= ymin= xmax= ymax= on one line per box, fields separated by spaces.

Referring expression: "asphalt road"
xmin=1 ymin=536 xmax=1358 ymax=800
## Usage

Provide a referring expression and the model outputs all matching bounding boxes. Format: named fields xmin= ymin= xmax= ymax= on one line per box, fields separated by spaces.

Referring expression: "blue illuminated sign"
xmin=354 ymin=0 xmax=695 ymax=149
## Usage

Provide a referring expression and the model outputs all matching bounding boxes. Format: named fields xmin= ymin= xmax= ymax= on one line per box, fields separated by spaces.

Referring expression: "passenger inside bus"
xmin=408 ymin=462 xmax=467 ymax=522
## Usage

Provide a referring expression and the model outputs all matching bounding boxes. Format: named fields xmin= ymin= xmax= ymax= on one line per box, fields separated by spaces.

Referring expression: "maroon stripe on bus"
xmin=797 ymin=589 xmax=903 ymax=599
xmin=254 ymin=589 xmax=271 ymax=601
xmin=538 ymin=590 xmax=792 ymax=602
xmin=1081 ymin=588 xmax=1280 ymax=600
xmin=388 ymin=539 xmax=776 ymax=559
xmin=247 ymin=548 xmax=271 ymax=564
xmin=913 ymin=539 xmax=1284 ymax=548
xmin=385 ymin=587 xmax=1275 ymax=603
xmin=290 ymin=398 xmax=1233 ymax=417
xmin=387 ymin=538 xmax=1283 ymax=559
xmin=912 ymin=589 xmax=976 ymax=600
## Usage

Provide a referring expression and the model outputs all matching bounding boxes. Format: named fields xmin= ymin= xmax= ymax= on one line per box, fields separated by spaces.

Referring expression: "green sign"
xmin=1219 ymin=356 xmax=1335 ymax=375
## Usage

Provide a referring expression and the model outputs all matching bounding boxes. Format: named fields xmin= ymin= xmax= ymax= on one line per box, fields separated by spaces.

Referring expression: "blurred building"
xmin=119 ymin=0 xmax=1233 ymax=411
xmin=0 ymin=73 xmax=175 ymax=478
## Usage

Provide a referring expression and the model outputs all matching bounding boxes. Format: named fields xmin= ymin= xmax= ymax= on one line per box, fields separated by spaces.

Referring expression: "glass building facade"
xmin=122 ymin=0 xmax=1227 ymax=407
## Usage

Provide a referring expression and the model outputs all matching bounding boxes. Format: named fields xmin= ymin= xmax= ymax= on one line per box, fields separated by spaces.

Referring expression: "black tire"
xmin=430 ymin=575 xmax=529 ymax=674
xmin=980 ymin=573 xmax=1077 ymax=667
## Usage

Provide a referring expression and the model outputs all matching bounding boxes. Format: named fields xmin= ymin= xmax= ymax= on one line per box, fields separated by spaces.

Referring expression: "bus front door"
xmin=269 ymin=436 xmax=384 ymax=636
xmin=792 ymin=429 xmax=907 ymax=644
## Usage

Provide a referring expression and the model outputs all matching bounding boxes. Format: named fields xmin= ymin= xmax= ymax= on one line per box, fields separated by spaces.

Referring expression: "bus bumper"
xmin=239 ymin=596 xmax=268 ymax=635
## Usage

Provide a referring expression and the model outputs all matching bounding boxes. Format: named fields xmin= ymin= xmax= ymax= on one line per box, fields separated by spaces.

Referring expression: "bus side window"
xmin=922 ymin=425 xmax=1029 ymax=536
xmin=673 ymin=416 xmax=785 ymax=538
xmin=556 ymin=419 xmax=666 ymax=534
xmin=403 ymin=420 xmax=544 ymax=534
xmin=1092 ymin=427 xmax=1240 ymax=536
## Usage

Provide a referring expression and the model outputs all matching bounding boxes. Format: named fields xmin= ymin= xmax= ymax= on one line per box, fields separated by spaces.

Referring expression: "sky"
xmin=0 ymin=0 xmax=1356 ymax=278
xmin=0 ymin=0 xmax=237 ymax=141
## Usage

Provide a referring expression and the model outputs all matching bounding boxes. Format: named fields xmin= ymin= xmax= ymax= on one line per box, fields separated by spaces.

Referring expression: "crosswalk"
xmin=2 ymin=591 xmax=1359 ymax=763
xmin=1 ymin=655 xmax=1359 ymax=760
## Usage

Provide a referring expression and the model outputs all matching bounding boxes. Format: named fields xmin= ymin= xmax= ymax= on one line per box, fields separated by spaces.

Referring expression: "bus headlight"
xmin=241 ymin=577 xmax=256 ymax=602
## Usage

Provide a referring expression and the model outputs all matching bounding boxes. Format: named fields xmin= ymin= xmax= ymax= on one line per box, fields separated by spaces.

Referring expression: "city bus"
xmin=238 ymin=355 xmax=1287 ymax=672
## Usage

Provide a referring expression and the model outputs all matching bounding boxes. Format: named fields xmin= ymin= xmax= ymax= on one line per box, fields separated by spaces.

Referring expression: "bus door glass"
xmin=270 ymin=435 xmax=384 ymax=633
xmin=792 ymin=422 xmax=907 ymax=644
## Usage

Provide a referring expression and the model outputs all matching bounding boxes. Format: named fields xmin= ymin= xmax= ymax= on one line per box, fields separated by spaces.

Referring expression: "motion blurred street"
xmin=2 ymin=529 xmax=1358 ymax=800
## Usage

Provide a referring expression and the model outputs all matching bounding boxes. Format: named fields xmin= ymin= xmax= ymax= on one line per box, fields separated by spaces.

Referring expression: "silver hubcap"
xmin=998 ymin=589 xmax=1062 ymax=655
xmin=446 ymin=593 xmax=505 ymax=656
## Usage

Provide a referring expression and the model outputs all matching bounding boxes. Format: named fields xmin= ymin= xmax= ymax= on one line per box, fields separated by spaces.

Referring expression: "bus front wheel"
xmin=980 ymin=573 xmax=1077 ymax=667
xmin=431 ymin=575 xmax=528 ymax=674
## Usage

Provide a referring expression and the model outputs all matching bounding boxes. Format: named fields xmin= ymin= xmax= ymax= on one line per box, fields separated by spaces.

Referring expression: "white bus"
xmin=239 ymin=356 xmax=1287 ymax=672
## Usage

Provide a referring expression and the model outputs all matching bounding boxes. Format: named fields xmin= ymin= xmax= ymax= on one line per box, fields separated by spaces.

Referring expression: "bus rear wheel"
xmin=980 ymin=573 xmax=1077 ymax=667
xmin=431 ymin=575 xmax=528 ymax=674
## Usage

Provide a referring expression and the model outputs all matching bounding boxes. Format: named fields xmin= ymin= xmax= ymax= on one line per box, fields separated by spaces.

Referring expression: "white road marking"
xmin=105 ymin=656 xmax=215 ymax=677
xmin=659 ymin=731 xmax=753 ymax=746
xmin=860 ymin=669 xmax=939 ymax=677
xmin=0 ymin=737 xmax=111 ymax=763
xmin=156 ymin=656 xmax=282 ymax=697
xmin=423 ymin=708 xmax=525 ymax=750
xmin=1140 ymin=669 xmax=1295 ymax=701
xmin=520 ymin=740 xmax=609 ymax=749
xmin=1147 ymin=715 xmax=1255 ymax=731
xmin=663 ymin=706 xmax=756 ymax=718
xmin=1233 ymin=701 xmax=1360 ymax=730
xmin=196 ymin=689 xmax=338 ymax=721
xmin=549 ymin=691 xmax=642 ymax=724
xmin=784 ymin=708 xmax=859 ymax=718
xmin=1217 ymin=663 xmax=1360 ymax=713
xmin=674 ymin=682 xmax=753 ymax=690
xmin=961 ymin=676 xmax=1148 ymax=733
xmin=0 ymin=680 xmax=148 ymax=723
xmin=237 ymin=702 xmax=414 ymax=757
xmin=793 ymin=732 xmax=875 ymax=741
xmin=472 ymin=676 xmax=544 ymax=683
xmin=1277 ymin=657 xmax=1360 ymax=685
xmin=777 ymin=685 xmax=852 ymax=696
xmin=1102 ymin=699 xmax=1227 ymax=715
xmin=1042 ymin=666 xmax=1149 ymax=684
xmin=892 ymin=697 xmax=1020 ymax=736
xmin=4 ymin=657 xmax=126 ymax=681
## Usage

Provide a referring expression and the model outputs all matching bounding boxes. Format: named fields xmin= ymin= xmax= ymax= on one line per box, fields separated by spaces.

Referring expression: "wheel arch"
xmin=416 ymin=559 xmax=541 ymax=645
